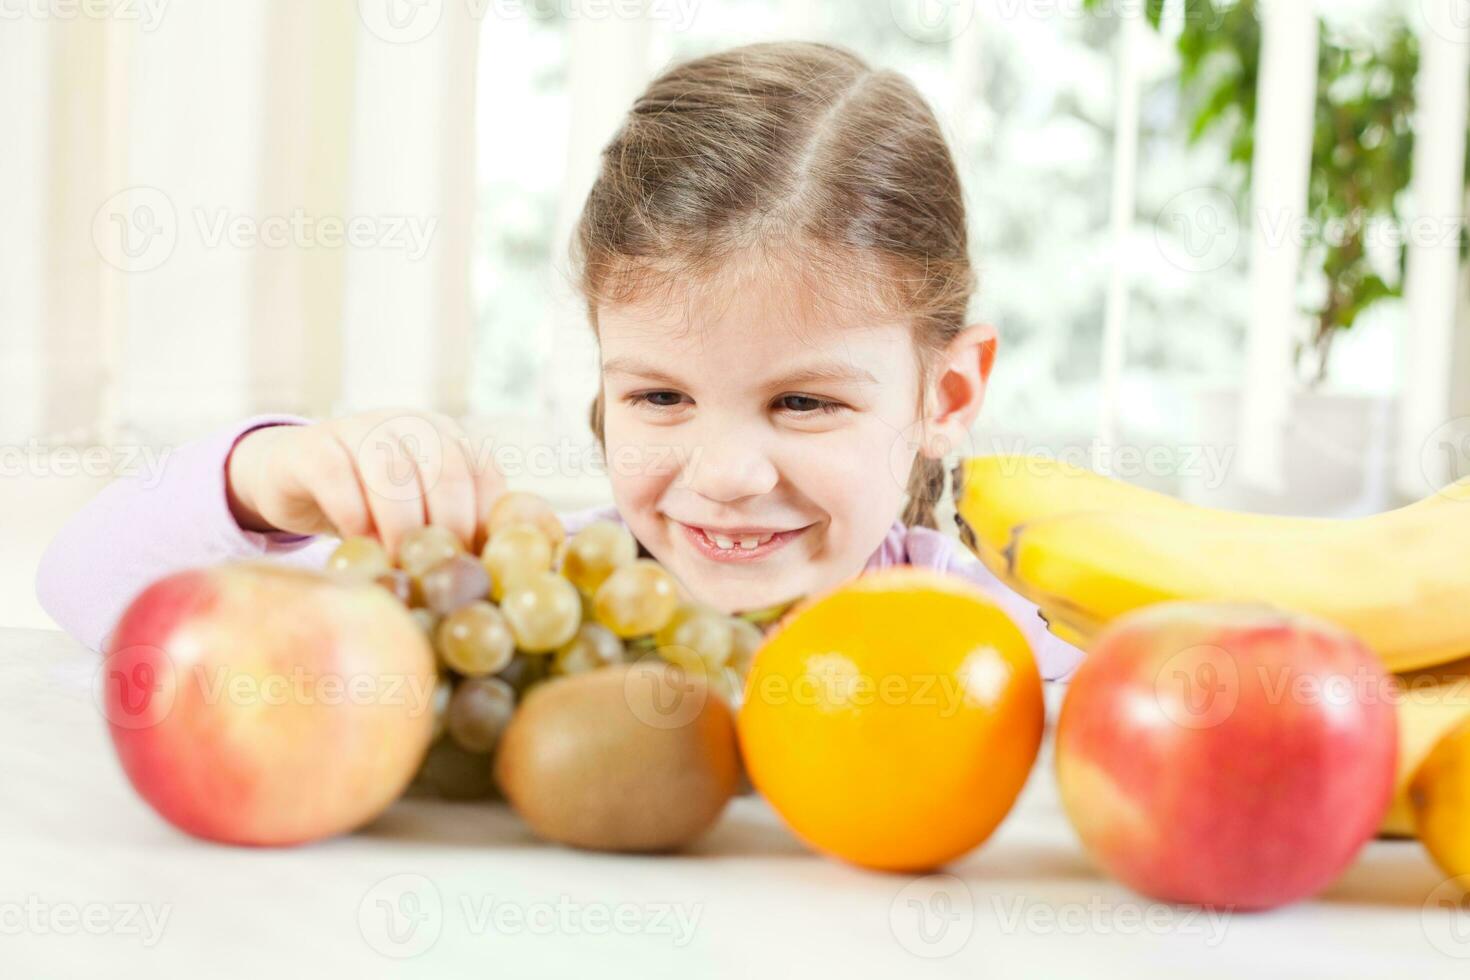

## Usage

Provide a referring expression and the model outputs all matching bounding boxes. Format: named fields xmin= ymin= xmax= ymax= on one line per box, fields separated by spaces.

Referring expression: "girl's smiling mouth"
xmin=672 ymin=519 xmax=813 ymax=563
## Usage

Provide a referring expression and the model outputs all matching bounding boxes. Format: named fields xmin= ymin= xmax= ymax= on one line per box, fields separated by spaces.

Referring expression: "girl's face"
xmin=598 ymin=265 xmax=926 ymax=613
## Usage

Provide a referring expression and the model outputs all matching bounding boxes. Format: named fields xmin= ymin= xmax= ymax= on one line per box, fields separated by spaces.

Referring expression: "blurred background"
xmin=3 ymin=0 xmax=1469 ymax=629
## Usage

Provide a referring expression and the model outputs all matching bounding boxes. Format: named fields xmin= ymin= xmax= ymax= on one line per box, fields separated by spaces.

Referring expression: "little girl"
xmin=36 ymin=41 xmax=1082 ymax=681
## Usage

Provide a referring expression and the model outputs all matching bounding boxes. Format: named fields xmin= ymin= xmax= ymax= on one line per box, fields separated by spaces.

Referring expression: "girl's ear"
xmin=921 ymin=323 xmax=998 ymax=459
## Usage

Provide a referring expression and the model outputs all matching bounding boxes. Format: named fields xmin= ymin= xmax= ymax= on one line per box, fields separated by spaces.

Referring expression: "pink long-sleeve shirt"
xmin=35 ymin=415 xmax=1084 ymax=680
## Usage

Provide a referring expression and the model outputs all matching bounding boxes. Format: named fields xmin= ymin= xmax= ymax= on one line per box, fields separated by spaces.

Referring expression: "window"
xmin=470 ymin=2 xmax=1256 ymax=479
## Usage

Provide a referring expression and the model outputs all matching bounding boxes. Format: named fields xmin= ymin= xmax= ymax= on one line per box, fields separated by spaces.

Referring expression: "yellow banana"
xmin=952 ymin=455 xmax=1195 ymax=568
xmin=953 ymin=456 xmax=1470 ymax=672
xmin=1410 ymin=715 xmax=1470 ymax=877
xmin=1383 ymin=658 xmax=1470 ymax=837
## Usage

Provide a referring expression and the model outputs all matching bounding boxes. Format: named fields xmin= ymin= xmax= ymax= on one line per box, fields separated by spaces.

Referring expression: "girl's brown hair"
xmin=571 ymin=40 xmax=975 ymax=529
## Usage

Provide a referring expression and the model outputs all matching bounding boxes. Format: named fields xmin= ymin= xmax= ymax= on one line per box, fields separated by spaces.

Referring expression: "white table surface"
xmin=4 ymin=626 xmax=1468 ymax=978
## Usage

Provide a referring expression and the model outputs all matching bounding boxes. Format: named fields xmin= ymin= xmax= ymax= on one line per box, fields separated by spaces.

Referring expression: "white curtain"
xmin=6 ymin=1 xmax=1468 ymax=479
xmin=0 ymin=0 xmax=479 ymax=448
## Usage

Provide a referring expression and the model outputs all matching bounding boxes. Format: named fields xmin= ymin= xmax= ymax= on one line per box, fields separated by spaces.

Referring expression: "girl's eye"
xmin=777 ymin=394 xmax=844 ymax=415
xmin=632 ymin=390 xmax=689 ymax=409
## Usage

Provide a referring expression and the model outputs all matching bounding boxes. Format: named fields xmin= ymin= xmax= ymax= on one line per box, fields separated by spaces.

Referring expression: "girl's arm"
xmin=35 ymin=416 xmax=331 ymax=654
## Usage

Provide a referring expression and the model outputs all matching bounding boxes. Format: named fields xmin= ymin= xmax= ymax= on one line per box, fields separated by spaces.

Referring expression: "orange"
xmin=737 ymin=568 xmax=1045 ymax=871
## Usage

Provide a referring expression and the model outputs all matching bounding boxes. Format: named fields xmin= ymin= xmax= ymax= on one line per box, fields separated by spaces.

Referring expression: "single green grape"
xmin=594 ymin=559 xmax=680 ymax=638
xmin=552 ymin=622 xmax=626 ymax=676
xmin=481 ymin=522 xmax=554 ymax=601
xmin=417 ymin=737 xmax=498 ymax=800
xmin=327 ymin=536 xmax=392 ymax=580
xmin=728 ymin=616 xmax=765 ymax=676
xmin=655 ymin=604 xmax=734 ymax=672
xmin=446 ymin=676 xmax=516 ymax=754
xmin=560 ymin=521 xmax=637 ymax=596
xmin=397 ymin=525 xmax=464 ymax=579
xmin=436 ymin=600 xmax=515 ymax=676
xmin=707 ymin=665 xmax=744 ymax=707
xmin=419 ymin=554 xmax=491 ymax=615
xmin=500 ymin=571 xmax=581 ymax=653
xmin=487 ymin=491 xmax=566 ymax=549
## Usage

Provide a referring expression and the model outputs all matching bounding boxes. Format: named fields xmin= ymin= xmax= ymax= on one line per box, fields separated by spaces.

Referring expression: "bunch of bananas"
xmin=953 ymin=455 xmax=1470 ymax=672
xmin=952 ymin=454 xmax=1470 ymax=839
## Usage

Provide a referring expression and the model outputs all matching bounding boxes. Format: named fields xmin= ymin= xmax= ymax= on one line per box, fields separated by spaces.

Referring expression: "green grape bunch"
xmin=324 ymin=491 xmax=778 ymax=800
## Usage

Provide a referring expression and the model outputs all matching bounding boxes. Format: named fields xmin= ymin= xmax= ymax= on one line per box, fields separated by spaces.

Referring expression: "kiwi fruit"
xmin=494 ymin=662 xmax=739 ymax=852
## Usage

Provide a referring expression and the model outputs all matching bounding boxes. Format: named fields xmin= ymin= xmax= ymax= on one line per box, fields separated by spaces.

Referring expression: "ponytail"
xmin=901 ymin=455 xmax=947 ymax=530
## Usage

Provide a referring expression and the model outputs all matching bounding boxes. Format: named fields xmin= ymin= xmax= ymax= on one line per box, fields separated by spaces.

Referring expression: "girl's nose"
xmin=681 ymin=434 xmax=779 ymax=504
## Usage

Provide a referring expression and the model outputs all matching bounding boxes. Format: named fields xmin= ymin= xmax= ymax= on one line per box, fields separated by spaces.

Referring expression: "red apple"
xmin=101 ymin=561 xmax=438 ymax=846
xmin=1056 ymin=601 xmax=1397 ymax=909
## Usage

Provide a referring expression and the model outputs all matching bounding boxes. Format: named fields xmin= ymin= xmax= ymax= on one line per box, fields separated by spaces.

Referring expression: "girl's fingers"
xmin=347 ymin=419 xmax=429 ymax=560
xmin=294 ymin=409 xmax=503 ymax=559
xmin=406 ymin=414 xmax=477 ymax=551
xmin=269 ymin=430 xmax=368 ymax=539
xmin=467 ymin=431 xmax=507 ymax=553
xmin=312 ymin=433 xmax=376 ymax=539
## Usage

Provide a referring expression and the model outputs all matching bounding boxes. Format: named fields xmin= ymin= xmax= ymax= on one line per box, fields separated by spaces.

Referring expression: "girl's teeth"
xmin=704 ymin=530 xmax=777 ymax=551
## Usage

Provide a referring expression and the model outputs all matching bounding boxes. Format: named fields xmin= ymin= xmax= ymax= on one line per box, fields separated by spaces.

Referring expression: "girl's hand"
xmin=225 ymin=409 xmax=505 ymax=557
